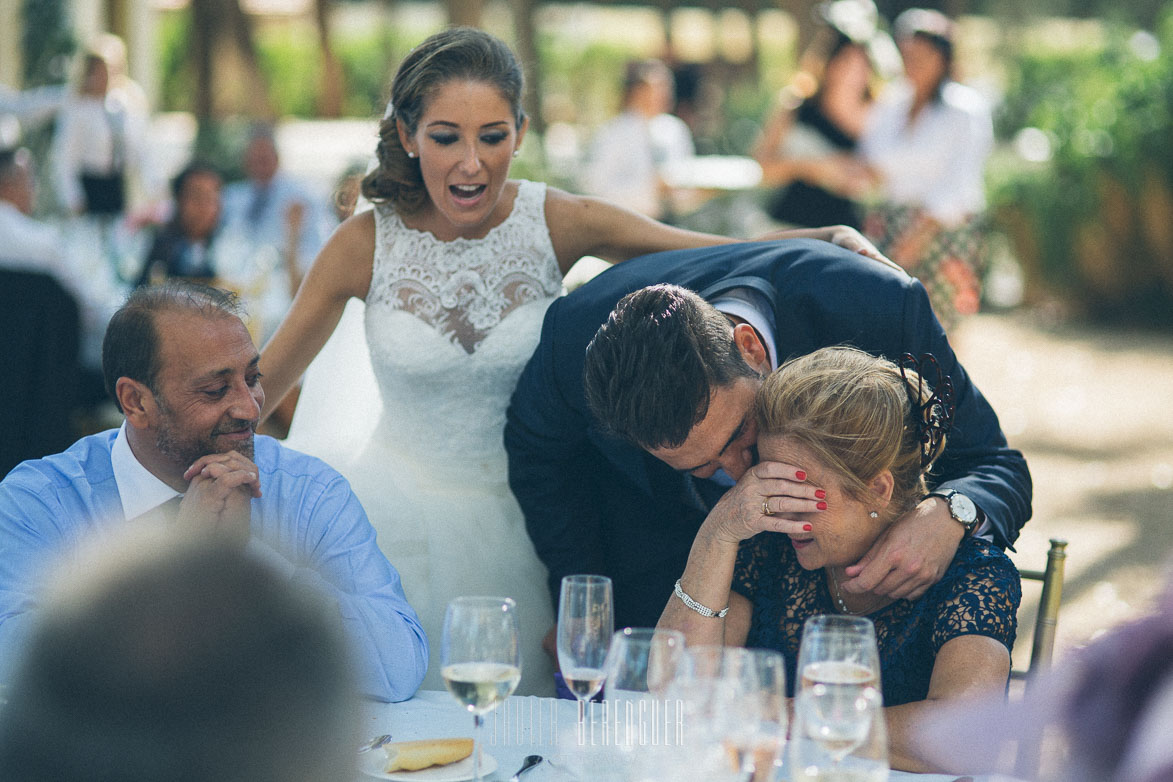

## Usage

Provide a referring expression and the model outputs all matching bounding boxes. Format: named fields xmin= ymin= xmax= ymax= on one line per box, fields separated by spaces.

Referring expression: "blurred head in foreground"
xmin=0 ymin=531 xmax=358 ymax=782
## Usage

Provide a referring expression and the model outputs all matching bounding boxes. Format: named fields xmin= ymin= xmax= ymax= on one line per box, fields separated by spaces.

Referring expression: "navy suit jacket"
xmin=504 ymin=240 xmax=1032 ymax=629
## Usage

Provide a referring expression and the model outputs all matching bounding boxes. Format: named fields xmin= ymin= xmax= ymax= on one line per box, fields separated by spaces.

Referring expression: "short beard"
xmin=154 ymin=396 xmax=255 ymax=471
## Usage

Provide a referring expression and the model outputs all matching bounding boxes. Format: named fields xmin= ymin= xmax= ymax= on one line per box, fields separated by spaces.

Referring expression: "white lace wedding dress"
xmin=286 ymin=180 xmax=561 ymax=695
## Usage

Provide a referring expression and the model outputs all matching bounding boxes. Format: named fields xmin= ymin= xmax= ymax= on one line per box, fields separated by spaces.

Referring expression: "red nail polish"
xmin=803 ymin=524 xmax=812 ymax=532
xmin=817 ymin=501 xmax=827 ymax=510
xmin=815 ymin=489 xmax=826 ymax=499
xmin=795 ymin=470 xmax=806 ymax=481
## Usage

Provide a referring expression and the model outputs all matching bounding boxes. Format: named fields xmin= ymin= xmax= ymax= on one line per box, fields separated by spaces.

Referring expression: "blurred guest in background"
xmin=0 ymin=147 xmax=65 ymax=271
xmin=220 ymin=124 xmax=334 ymax=298
xmin=0 ymin=281 xmax=427 ymax=700
xmin=50 ymin=48 xmax=152 ymax=220
xmin=138 ymin=162 xmax=223 ymax=286
xmin=581 ymin=58 xmax=695 ymax=220
xmin=855 ymin=8 xmax=994 ymax=330
xmin=753 ymin=0 xmax=888 ymax=229
xmin=0 ymin=83 xmax=67 ymax=140
xmin=0 ymin=532 xmax=359 ymax=782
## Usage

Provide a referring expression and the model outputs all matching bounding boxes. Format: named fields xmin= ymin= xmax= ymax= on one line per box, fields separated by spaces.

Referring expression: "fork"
xmin=357 ymin=734 xmax=393 ymax=753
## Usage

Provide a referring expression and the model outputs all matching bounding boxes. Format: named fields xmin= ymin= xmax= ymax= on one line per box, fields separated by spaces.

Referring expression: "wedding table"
xmin=353 ymin=690 xmax=1012 ymax=782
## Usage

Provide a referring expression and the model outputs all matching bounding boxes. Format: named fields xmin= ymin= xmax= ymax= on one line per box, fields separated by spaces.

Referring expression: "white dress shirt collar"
xmin=111 ymin=422 xmax=181 ymax=521
xmin=711 ymin=289 xmax=779 ymax=371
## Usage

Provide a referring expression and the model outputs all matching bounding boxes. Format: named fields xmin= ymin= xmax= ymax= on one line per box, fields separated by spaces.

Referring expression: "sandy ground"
xmin=949 ymin=310 xmax=1173 ymax=671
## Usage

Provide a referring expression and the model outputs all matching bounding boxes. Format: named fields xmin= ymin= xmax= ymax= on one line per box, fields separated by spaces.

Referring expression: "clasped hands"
xmin=176 ymin=450 xmax=262 ymax=545
xmin=705 ymin=461 xmax=962 ymax=601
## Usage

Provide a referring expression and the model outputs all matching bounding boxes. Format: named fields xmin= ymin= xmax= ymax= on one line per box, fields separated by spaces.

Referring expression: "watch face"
xmin=949 ymin=493 xmax=978 ymax=525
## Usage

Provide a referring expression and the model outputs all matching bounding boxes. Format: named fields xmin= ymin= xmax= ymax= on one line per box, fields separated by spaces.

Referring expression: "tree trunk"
xmin=190 ymin=0 xmax=272 ymax=122
xmin=314 ymin=0 xmax=345 ymax=117
xmin=446 ymin=0 xmax=484 ymax=28
xmin=510 ymin=0 xmax=544 ymax=138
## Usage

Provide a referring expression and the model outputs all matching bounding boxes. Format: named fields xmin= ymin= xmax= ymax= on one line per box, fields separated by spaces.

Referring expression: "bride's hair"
xmin=361 ymin=27 xmax=526 ymax=215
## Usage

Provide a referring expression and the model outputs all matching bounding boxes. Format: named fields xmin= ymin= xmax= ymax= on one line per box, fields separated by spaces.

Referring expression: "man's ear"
xmin=732 ymin=323 xmax=770 ymax=375
xmin=116 ymin=378 xmax=154 ymax=430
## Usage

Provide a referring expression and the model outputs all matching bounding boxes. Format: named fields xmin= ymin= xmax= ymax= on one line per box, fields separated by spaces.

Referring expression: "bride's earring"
xmin=512 ymin=149 xmax=520 ymax=158
xmin=406 ymin=151 xmax=417 ymax=159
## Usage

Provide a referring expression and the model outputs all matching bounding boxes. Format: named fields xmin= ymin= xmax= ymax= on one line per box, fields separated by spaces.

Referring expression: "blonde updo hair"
xmin=361 ymin=27 xmax=525 ymax=215
xmin=756 ymin=346 xmax=947 ymax=516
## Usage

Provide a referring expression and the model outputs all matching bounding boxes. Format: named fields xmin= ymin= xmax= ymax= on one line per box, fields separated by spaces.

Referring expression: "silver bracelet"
xmin=673 ymin=578 xmax=729 ymax=619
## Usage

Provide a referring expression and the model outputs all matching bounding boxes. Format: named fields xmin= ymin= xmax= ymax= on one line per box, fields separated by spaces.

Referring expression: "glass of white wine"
xmin=557 ymin=575 xmax=613 ymax=734
xmin=441 ymin=596 xmax=521 ymax=782
xmin=791 ymin=685 xmax=886 ymax=781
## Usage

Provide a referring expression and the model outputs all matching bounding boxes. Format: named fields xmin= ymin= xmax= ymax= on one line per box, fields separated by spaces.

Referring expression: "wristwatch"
xmin=927 ymin=489 xmax=981 ymax=535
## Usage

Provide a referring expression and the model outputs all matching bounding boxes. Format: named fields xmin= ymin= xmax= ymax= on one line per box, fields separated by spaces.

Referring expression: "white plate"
xmin=360 ymin=747 xmax=498 ymax=781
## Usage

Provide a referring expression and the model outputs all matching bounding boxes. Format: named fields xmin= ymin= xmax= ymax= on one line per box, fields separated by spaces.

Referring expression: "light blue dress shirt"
xmin=0 ymin=429 xmax=428 ymax=702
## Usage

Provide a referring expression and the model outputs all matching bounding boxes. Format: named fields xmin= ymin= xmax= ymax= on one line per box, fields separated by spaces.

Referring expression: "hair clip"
xmin=899 ymin=352 xmax=955 ymax=469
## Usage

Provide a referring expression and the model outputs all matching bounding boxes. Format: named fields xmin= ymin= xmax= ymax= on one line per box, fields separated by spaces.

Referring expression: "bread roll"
xmin=383 ymin=738 xmax=474 ymax=772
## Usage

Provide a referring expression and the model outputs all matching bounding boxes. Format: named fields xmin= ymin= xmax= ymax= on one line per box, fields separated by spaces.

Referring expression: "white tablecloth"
xmin=354 ymin=690 xmax=1011 ymax=782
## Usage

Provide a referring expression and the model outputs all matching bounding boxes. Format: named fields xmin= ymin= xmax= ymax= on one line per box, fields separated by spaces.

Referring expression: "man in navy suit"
xmin=505 ymin=240 xmax=1031 ymax=630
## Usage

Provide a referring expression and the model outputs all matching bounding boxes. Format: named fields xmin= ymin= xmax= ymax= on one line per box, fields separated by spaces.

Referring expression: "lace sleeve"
xmin=732 ymin=535 xmax=769 ymax=602
xmin=928 ymin=539 xmax=1022 ymax=653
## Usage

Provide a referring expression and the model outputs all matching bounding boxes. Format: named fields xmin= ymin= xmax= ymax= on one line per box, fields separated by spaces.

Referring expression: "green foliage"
xmin=255 ymin=22 xmax=322 ymax=118
xmin=157 ymin=10 xmax=193 ymax=113
xmin=989 ymin=14 xmax=1173 ymax=325
xmin=21 ymin=0 xmax=74 ymax=86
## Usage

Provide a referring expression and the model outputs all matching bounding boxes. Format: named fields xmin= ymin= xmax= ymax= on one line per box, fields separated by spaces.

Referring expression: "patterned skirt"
xmin=863 ymin=203 xmax=990 ymax=331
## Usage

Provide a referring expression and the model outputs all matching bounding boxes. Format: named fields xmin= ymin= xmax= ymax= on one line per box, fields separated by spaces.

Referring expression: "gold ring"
xmin=762 ymin=499 xmax=771 ymax=516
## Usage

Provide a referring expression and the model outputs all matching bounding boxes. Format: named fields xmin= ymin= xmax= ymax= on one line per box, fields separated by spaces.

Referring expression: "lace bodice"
xmin=732 ymin=535 xmax=1020 ymax=706
xmin=367 ymin=180 xmax=563 ymax=354
xmin=363 ymin=180 xmax=564 ymax=476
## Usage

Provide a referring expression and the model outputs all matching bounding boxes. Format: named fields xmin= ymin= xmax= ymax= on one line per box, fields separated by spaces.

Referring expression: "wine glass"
xmin=678 ymin=646 xmax=788 ymax=782
xmin=796 ymin=615 xmax=881 ymax=698
xmin=602 ymin=628 xmax=686 ymax=748
xmin=557 ymin=575 xmax=613 ymax=735
xmin=441 ymin=596 xmax=521 ymax=782
xmin=791 ymin=684 xmax=887 ymax=781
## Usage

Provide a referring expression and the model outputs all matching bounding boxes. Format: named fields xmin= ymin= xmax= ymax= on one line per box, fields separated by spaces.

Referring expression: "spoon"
xmin=509 ymin=754 xmax=543 ymax=781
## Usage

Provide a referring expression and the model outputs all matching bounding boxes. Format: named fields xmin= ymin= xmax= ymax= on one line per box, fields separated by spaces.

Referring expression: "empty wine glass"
xmin=441 ymin=596 xmax=521 ymax=782
xmin=557 ymin=575 xmax=613 ymax=734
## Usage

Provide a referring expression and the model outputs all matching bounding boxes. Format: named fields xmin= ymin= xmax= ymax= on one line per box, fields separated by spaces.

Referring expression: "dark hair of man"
xmin=362 ymin=27 xmax=525 ymax=214
xmin=0 ymin=535 xmax=356 ymax=782
xmin=102 ymin=281 xmax=243 ymax=412
xmin=583 ymin=284 xmax=760 ymax=450
xmin=169 ymin=160 xmax=221 ymax=202
xmin=0 ymin=148 xmax=21 ymax=182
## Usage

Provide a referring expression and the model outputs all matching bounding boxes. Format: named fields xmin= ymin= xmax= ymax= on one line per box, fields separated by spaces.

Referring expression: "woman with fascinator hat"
xmin=256 ymin=28 xmax=883 ymax=694
xmin=659 ymin=346 xmax=1021 ymax=772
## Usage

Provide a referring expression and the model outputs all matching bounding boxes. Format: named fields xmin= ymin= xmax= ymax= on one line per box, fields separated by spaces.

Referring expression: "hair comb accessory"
xmin=899 ymin=352 xmax=955 ymax=469
xmin=383 ymin=101 xmax=394 ymax=120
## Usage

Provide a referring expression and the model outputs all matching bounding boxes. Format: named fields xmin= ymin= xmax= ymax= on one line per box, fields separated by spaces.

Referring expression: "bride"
xmin=258 ymin=27 xmax=879 ymax=695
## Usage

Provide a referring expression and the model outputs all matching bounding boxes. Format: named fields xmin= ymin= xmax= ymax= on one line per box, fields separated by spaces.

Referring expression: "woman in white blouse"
xmin=855 ymin=8 xmax=994 ymax=330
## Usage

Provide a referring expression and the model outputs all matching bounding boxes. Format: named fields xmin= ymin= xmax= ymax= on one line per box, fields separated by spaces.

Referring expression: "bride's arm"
xmin=543 ymin=187 xmax=884 ymax=271
xmin=258 ymin=210 xmax=375 ymax=421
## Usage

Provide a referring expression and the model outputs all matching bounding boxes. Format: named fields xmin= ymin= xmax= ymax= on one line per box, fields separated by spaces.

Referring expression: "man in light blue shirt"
xmin=0 ymin=281 xmax=427 ymax=701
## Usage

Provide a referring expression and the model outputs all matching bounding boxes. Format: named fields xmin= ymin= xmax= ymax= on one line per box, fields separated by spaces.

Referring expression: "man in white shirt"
xmin=0 ymin=147 xmax=65 ymax=269
xmin=581 ymin=60 xmax=695 ymax=220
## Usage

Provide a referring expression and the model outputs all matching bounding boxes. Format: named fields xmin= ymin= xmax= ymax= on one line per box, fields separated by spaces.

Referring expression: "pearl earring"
xmin=406 ymin=151 xmax=417 ymax=159
xmin=512 ymin=149 xmax=520 ymax=158
xmin=868 ymin=511 xmax=879 ymax=519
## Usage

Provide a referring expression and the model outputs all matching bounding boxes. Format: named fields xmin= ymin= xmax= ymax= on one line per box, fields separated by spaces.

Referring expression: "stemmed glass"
xmin=791 ymin=685 xmax=885 ymax=780
xmin=792 ymin=615 xmax=886 ymax=780
xmin=796 ymin=615 xmax=881 ymax=697
xmin=557 ymin=575 xmax=614 ymax=736
xmin=441 ymin=596 xmax=521 ymax=782
xmin=677 ymin=646 xmax=788 ymax=782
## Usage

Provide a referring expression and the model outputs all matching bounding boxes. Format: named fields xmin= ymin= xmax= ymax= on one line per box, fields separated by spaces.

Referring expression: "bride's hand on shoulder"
xmin=258 ymin=210 xmax=377 ymax=420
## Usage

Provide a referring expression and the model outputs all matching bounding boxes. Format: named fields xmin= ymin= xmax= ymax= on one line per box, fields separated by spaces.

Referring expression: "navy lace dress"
xmin=731 ymin=534 xmax=1020 ymax=706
